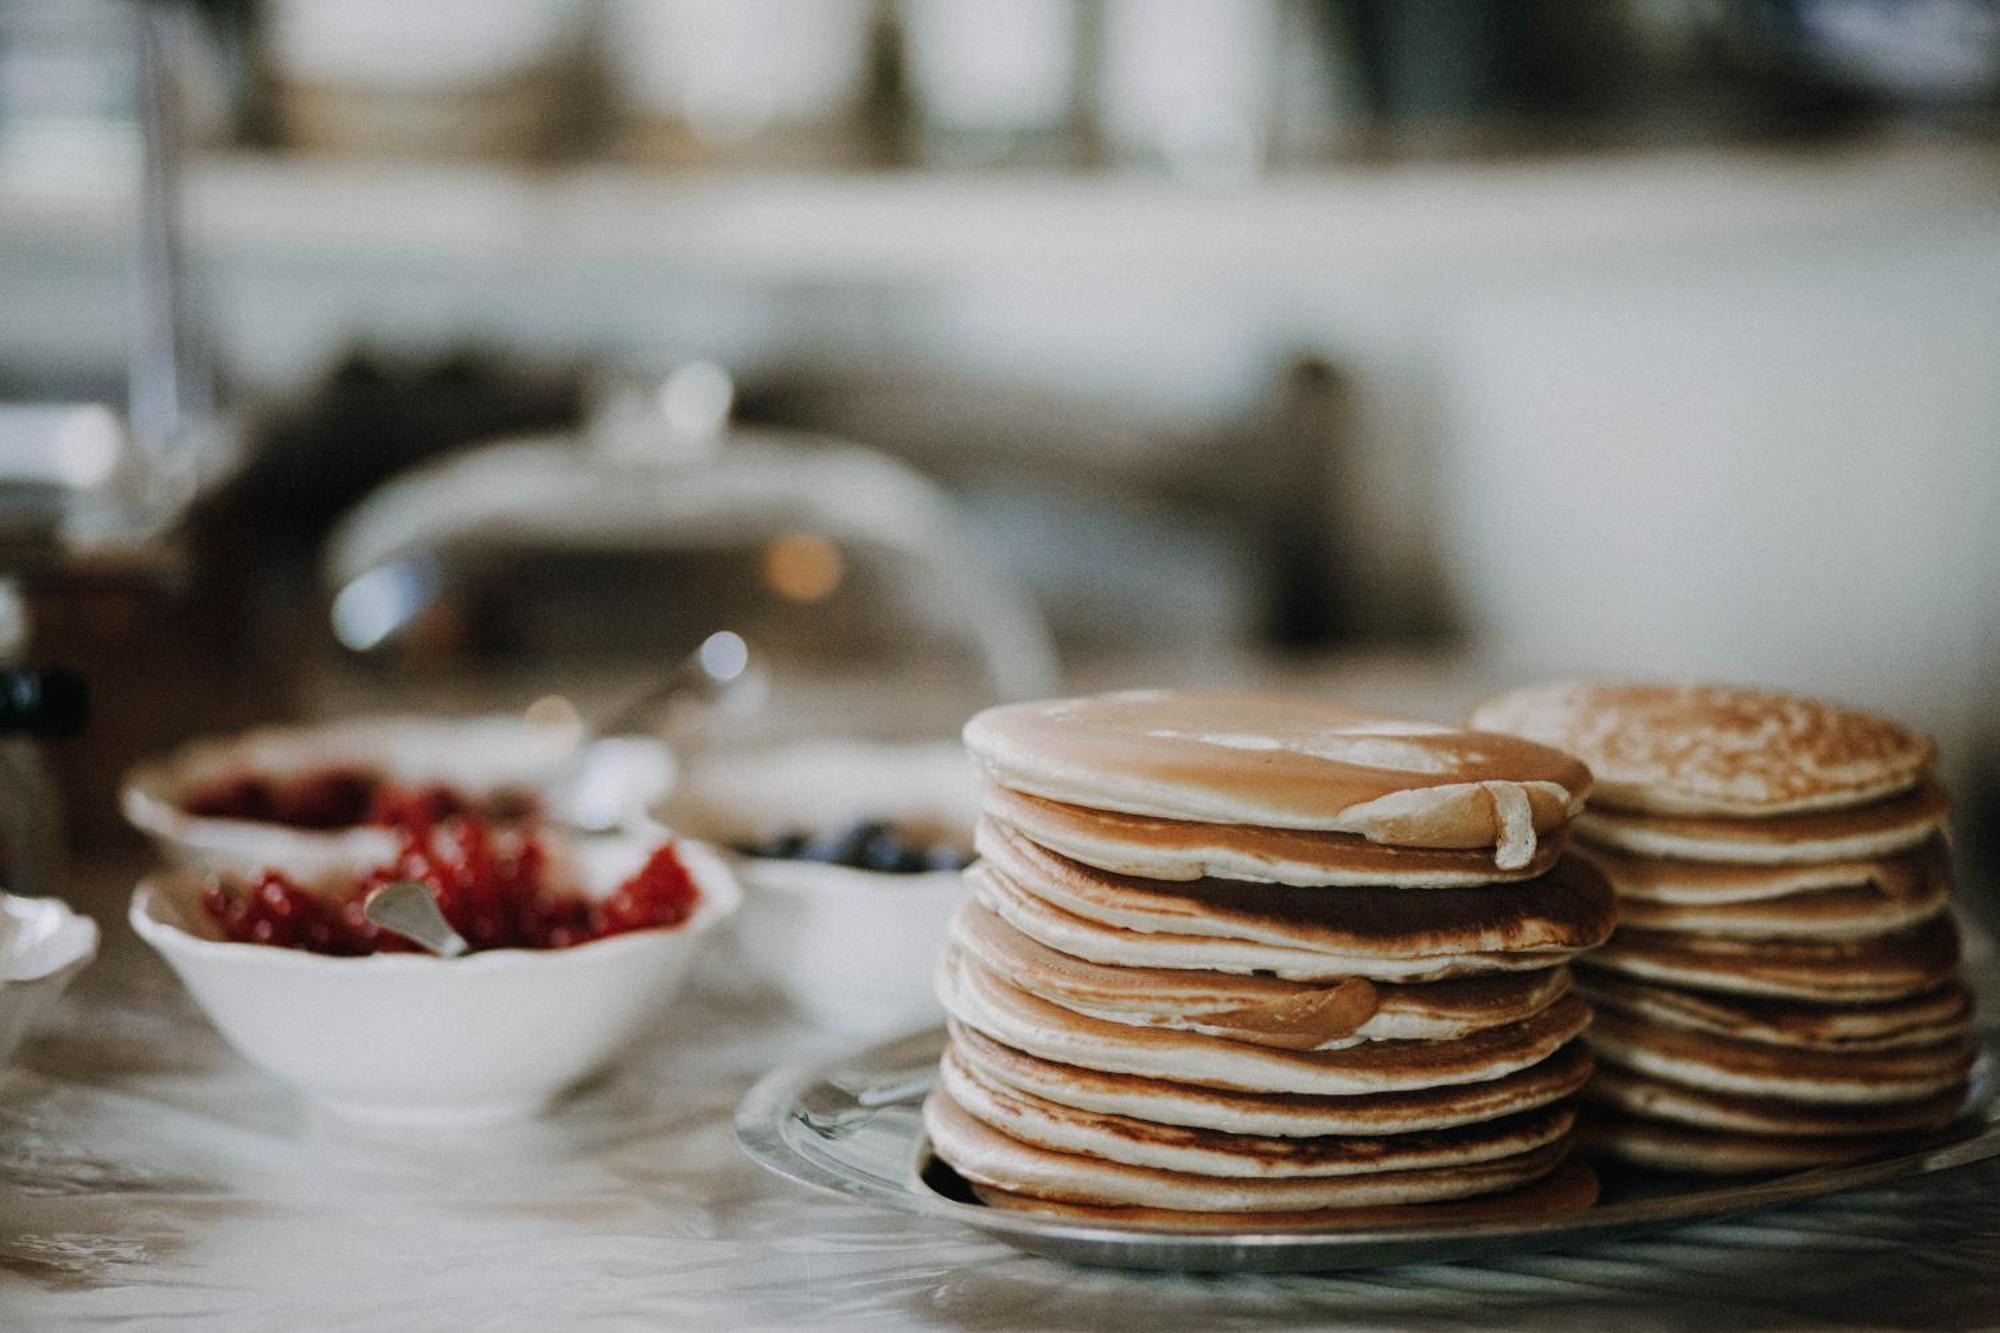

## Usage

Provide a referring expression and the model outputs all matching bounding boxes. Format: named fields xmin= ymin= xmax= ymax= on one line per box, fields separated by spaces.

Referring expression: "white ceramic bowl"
xmin=731 ymin=857 xmax=967 ymax=1036
xmin=1 ymin=893 xmax=99 ymax=1067
xmin=664 ymin=738 xmax=977 ymax=1037
xmin=129 ymin=835 xmax=739 ymax=1124
xmin=122 ymin=713 xmax=670 ymax=877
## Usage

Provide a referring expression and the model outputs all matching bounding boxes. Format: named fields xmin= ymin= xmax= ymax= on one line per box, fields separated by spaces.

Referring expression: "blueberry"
xmin=772 ymin=820 xmax=972 ymax=873
xmin=924 ymin=843 xmax=973 ymax=872
xmin=859 ymin=825 xmax=910 ymax=872
xmin=804 ymin=820 xmax=878 ymax=866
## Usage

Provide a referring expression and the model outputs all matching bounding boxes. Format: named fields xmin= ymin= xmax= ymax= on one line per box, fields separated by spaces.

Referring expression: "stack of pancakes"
xmin=1473 ymin=683 xmax=1976 ymax=1174
xmin=922 ymin=690 xmax=1615 ymax=1228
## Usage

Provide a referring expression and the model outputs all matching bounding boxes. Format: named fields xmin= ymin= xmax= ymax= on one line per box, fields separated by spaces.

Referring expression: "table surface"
xmin=5 ymin=858 xmax=2000 ymax=1333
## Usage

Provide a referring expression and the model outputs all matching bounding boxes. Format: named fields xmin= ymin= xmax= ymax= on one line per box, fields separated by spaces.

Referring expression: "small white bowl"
xmin=129 ymin=835 xmax=739 ymax=1125
xmin=664 ymin=738 xmax=977 ymax=1037
xmin=732 ymin=857 xmax=967 ymax=1036
xmin=122 ymin=713 xmax=670 ymax=877
xmin=1 ymin=893 xmax=99 ymax=1067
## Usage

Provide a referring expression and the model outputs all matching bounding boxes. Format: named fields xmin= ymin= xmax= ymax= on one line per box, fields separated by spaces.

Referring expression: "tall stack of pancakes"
xmin=922 ymin=690 xmax=1615 ymax=1228
xmin=1472 ymin=683 xmax=1976 ymax=1174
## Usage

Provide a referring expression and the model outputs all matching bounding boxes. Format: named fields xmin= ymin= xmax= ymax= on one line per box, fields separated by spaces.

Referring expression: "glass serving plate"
xmin=734 ymin=1026 xmax=2000 ymax=1273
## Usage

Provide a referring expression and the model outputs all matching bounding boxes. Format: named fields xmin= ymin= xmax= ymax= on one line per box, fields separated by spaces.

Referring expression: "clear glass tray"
xmin=735 ymin=1026 xmax=2000 ymax=1273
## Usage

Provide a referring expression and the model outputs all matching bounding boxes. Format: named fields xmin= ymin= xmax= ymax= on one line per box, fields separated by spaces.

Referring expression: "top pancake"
xmin=982 ymin=785 xmax=1567 ymax=888
xmin=1470 ymin=682 xmax=1934 ymax=818
xmin=965 ymin=691 xmax=1591 ymax=870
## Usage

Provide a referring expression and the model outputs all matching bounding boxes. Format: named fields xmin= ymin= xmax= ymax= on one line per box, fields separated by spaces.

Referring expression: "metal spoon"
xmin=552 ymin=629 xmax=764 ymax=834
xmin=362 ymin=880 xmax=471 ymax=958
xmin=796 ymin=1072 xmax=935 ymax=1140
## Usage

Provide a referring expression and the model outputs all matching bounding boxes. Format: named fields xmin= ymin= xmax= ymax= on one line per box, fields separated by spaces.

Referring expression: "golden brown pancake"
xmin=939 ymin=1039 xmax=1578 ymax=1179
xmin=952 ymin=898 xmax=1575 ymax=1051
xmin=1585 ymin=1063 xmax=1969 ymax=1138
xmin=981 ymin=784 xmax=1567 ymax=888
xmin=925 ymin=1087 xmax=1575 ymax=1212
xmin=1573 ymin=781 xmax=1951 ymax=865
xmin=1586 ymin=1007 xmax=1975 ymax=1105
xmin=966 ymin=1158 xmax=1601 ymax=1231
xmin=965 ymin=690 xmax=1590 ymax=869
xmin=1581 ymin=1114 xmax=1924 ymax=1175
xmin=949 ymin=1021 xmax=1595 ymax=1138
xmin=1470 ymin=682 xmax=1934 ymax=817
xmin=1608 ymin=856 xmax=1952 ymax=940
xmin=1583 ymin=836 xmax=1950 ymax=907
xmin=1581 ymin=915 xmax=1961 ymax=1002
xmin=940 ymin=944 xmax=1593 ymax=1096
xmin=978 ymin=819 xmax=1618 ymax=962
xmin=973 ymin=860 xmax=1548 ymax=983
xmin=1578 ymin=972 xmax=1973 ymax=1053
xmin=1609 ymin=883 xmax=1948 ymax=941
xmin=953 ymin=897 xmax=1379 ymax=1050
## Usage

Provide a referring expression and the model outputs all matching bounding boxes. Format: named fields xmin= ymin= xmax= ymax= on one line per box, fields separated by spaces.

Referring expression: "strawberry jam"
xmin=201 ymin=818 xmax=699 ymax=955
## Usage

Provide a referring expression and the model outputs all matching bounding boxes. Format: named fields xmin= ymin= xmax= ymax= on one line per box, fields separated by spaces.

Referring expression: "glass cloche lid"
xmin=322 ymin=363 xmax=1057 ymax=737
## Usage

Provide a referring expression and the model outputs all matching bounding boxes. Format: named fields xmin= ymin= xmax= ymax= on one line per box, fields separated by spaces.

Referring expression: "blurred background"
xmin=0 ymin=0 xmax=1997 ymax=902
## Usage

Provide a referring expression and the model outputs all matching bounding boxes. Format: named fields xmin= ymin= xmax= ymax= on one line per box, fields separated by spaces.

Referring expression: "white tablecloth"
xmin=5 ymin=861 xmax=1999 ymax=1332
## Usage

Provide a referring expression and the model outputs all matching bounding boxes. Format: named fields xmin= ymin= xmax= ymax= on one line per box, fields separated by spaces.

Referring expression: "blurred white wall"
xmin=3 ymin=141 xmax=1997 ymax=746
xmin=1437 ymin=212 xmax=2000 ymax=761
